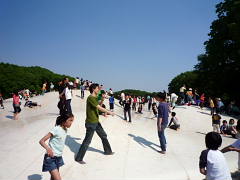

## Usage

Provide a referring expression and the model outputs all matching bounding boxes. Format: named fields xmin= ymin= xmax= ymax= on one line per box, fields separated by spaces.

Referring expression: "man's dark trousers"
xmin=75 ymin=122 xmax=112 ymax=161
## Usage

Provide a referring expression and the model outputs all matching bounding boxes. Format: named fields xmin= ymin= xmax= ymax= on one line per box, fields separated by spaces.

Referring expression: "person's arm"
xmin=221 ymin=145 xmax=240 ymax=153
xmin=157 ymin=105 xmax=163 ymax=131
xmin=168 ymin=118 xmax=173 ymax=127
xmin=199 ymin=150 xmax=208 ymax=176
xmin=97 ymin=105 xmax=114 ymax=116
xmin=39 ymin=133 xmax=54 ymax=157
xmin=59 ymin=88 xmax=65 ymax=98
xmin=232 ymin=126 xmax=238 ymax=134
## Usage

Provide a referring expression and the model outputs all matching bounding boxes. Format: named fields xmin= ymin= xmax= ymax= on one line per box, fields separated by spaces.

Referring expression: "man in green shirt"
xmin=75 ymin=83 xmax=114 ymax=164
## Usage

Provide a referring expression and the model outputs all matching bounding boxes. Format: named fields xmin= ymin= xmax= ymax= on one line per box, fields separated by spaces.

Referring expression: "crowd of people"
xmin=1 ymin=80 xmax=240 ymax=180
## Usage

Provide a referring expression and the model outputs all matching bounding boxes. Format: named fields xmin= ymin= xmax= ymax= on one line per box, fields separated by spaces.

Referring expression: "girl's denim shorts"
xmin=42 ymin=154 xmax=64 ymax=172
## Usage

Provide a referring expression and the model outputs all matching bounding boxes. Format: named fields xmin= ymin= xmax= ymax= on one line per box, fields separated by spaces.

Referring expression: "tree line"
xmin=168 ymin=0 xmax=240 ymax=104
xmin=0 ymin=63 xmax=74 ymax=99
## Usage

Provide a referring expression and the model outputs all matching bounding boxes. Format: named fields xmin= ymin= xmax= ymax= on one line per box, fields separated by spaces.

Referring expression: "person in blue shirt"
xmin=109 ymin=94 xmax=115 ymax=112
xmin=156 ymin=92 xmax=170 ymax=154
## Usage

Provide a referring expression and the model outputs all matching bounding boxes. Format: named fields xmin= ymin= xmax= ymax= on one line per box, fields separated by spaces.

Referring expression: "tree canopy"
xmin=169 ymin=0 xmax=240 ymax=103
xmin=114 ymin=89 xmax=158 ymax=99
xmin=0 ymin=63 xmax=74 ymax=98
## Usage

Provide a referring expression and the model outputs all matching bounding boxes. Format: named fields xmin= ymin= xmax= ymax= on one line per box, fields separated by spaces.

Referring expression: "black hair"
xmin=14 ymin=91 xmax=19 ymax=96
xmin=222 ymin=120 xmax=227 ymax=124
xmin=100 ymin=90 xmax=106 ymax=94
xmin=236 ymin=119 xmax=240 ymax=131
xmin=205 ymin=132 xmax=222 ymax=150
xmin=89 ymin=83 xmax=99 ymax=94
xmin=171 ymin=112 xmax=176 ymax=116
xmin=229 ymin=119 xmax=235 ymax=124
xmin=56 ymin=113 xmax=74 ymax=126
xmin=156 ymin=92 xmax=166 ymax=100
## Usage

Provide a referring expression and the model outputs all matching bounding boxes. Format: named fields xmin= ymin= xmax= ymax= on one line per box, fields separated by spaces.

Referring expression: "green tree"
xmin=0 ymin=63 xmax=74 ymax=98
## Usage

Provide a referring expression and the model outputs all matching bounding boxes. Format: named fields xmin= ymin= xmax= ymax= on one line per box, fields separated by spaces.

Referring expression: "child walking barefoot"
xmin=39 ymin=113 xmax=74 ymax=180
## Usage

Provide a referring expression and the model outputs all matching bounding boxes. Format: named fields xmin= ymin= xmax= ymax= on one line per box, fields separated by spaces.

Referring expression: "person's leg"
xmin=65 ymin=99 xmax=72 ymax=113
xmin=213 ymin=124 xmax=217 ymax=132
xmin=49 ymin=169 xmax=61 ymax=180
xmin=238 ymin=153 xmax=240 ymax=171
xmin=217 ymin=125 xmax=220 ymax=134
xmin=96 ymin=123 xmax=113 ymax=154
xmin=128 ymin=109 xmax=131 ymax=122
xmin=158 ymin=126 xmax=167 ymax=152
xmin=124 ymin=110 xmax=127 ymax=120
xmin=75 ymin=126 xmax=95 ymax=162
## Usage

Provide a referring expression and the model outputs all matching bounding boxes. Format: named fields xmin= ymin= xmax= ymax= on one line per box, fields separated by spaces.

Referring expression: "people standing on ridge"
xmin=148 ymin=96 xmax=153 ymax=111
xmin=75 ymin=83 xmax=114 ymax=164
xmin=179 ymin=85 xmax=186 ymax=104
xmin=209 ymin=97 xmax=215 ymax=115
xmin=200 ymin=93 xmax=205 ymax=109
xmin=109 ymin=88 xmax=113 ymax=96
xmin=58 ymin=78 xmax=69 ymax=115
xmin=42 ymin=82 xmax=47 ymax=95
xmin=138 ymin=96 xmax=143 ymax=114
xmin=59 ymin=83 xmax=73 ymax=114
xmin=132 ymin=96 xmax=137 ymax=112
xmin=109 ymin=94 xmax=115 ymax=112
xmin=13 ymin=91 xmax=21 ymax=120
xmin=0 ymin=92 xmax=4 ymax=109
xmin=123 ymin=94 xmax=132 ymax=123
xmin=120 ymin=92 xmax=125 ymax=107
xmin=212 ymin=114 xmax=221 ymax=134
xmin=50 ymin=82 xmax=54 ymax=92
xmin=39 ymin=113 xmax=74 ymax=180
xmin=186 ymin=88 xmax=193 ymax=105
xmin=156 ymin=92 xmax=170 ymax=154
xmin=98 ymin=90 xmax=107 ymax=116
xmin=80 ymin=83 xmax=85 ymax=99
xmin=170 ymin=93 xmax=178 ymax=109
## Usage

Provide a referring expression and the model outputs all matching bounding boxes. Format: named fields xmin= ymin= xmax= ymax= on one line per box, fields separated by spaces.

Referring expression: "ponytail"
xmin=55 ymin=113 xmax=74 ymax=126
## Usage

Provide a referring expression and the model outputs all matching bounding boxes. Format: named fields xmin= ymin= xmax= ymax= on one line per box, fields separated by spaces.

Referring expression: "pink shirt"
xmin=13 ymin=94 xmax=20 ymax=105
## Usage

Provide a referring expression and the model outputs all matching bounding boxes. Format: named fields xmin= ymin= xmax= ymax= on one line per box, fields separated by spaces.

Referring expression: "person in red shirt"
xmin=200 ymin=93 xmax=205 ymax=109
xmin=13 ymin=91 xmax=21 ymax=120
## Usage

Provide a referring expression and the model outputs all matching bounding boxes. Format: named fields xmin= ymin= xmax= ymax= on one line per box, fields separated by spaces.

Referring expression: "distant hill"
xmin=114 ymin=89 xmax=159 ymax=99
xmin=0 ymin=63 xmax=74 ymax=98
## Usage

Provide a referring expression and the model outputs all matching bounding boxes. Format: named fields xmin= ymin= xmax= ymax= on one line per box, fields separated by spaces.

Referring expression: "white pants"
xmin=213 ymin=124 xmax=220 ymax=134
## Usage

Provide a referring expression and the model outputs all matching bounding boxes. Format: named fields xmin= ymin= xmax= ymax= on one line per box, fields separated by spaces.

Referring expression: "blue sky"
xmin=0 ymin=0 xmax=222 ymax=92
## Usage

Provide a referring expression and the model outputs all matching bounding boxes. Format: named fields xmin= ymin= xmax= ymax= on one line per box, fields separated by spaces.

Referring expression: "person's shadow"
xmin=65 ymin=135 xmax=104 ymax=158
xmin=28 ymin=174 xmax=42 ymax=180
xmin=197 ymin=111 xmax=211 ymax=116
xmin=128 ymin=134 xmax=160 ymax=152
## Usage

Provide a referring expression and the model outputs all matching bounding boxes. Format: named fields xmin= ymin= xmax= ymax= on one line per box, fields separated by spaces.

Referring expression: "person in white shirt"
xmin=171 ymin=93 xmax=178 ymax=109
xmin=120 ymin=92 xmax=125 ymax=107
xmin=60 ymin=83 xmax=72 ymax=113
xmin=179 ymin=85 xmax=186 ymax=104
xmin=199 ymin=132 xmax=232 ymax=180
